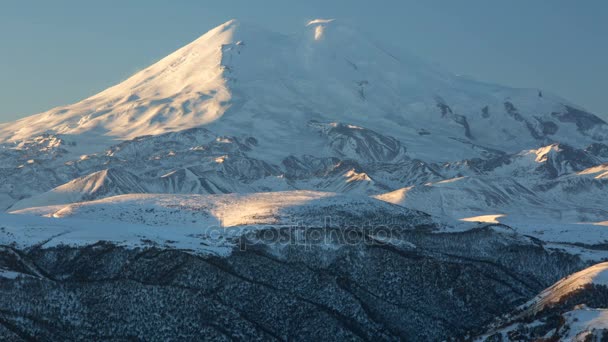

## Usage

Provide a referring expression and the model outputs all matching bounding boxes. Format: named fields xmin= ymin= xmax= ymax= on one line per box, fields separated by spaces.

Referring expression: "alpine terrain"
xmin=1 ymin=19 xmax=608 ymax=341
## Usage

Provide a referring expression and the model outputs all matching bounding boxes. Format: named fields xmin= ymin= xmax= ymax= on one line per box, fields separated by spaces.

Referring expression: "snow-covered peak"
xmin=306 ymin=18 xmax=336 ymax=26
xmin=0 ymin=18 xmax=606 ymax=163
xmin=0 ymin=19 xmax=284 ymax=144
xmin=305 ymin=18 xmax=336 ymax=40
xmin=532 ymin=144 xmax=562 ymax=163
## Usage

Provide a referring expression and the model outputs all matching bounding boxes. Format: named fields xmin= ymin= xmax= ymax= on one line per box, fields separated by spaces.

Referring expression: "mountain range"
xmin=1 ymin=19 xmax=608 ymax=340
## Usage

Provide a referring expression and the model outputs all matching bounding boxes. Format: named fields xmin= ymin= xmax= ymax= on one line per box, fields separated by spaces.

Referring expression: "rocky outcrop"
xmin=308 ymin=121 xmax=407 ymax=163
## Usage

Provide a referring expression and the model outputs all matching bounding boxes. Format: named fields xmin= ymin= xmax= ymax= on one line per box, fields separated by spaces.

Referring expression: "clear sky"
xmin=1 ymin=0 xmax=606 ymax=122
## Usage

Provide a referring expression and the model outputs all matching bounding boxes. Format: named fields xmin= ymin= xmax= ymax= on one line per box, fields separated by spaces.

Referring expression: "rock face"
xmin=0 ymin=227 xmax=583 ymax=341
xmin=308 ymin=121 xmax=407 ymax=162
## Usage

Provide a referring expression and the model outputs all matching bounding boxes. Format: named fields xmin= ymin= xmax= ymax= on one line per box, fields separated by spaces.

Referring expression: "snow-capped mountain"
xmin=1 ymin=19 xmax=606 ymax=161
xmin=0 ymin=19 xmax=607 ymax=237
xmin=0 ymin=19 xmax=606 ymax=228
xmin=1 ymin=18 xmax=608 ymax=341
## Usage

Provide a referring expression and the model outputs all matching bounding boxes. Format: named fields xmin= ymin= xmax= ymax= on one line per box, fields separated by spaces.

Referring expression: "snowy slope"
xmin=478 ymin=262 xmax=608 ymax=341
xmin=10 ymin=168 xmax=146 ymax=211
xmin=525 ymin=262 xmax=608 ymax=313
xmin=4 ymin=191 xmax=435 ymax=257
xmin=559 ymin=308 xmax=608 ymax=341
xmin=12 ymin=191 xmax=433 ymax=228
xmin=0 ymin=21 xmax=235 ymax=144
xmin=0 ymin=211 xmax=235 ymax=256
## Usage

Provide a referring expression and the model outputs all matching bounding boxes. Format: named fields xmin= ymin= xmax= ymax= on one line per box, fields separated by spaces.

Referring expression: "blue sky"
xmin=1 ymin=0 xmax=606 ymax=122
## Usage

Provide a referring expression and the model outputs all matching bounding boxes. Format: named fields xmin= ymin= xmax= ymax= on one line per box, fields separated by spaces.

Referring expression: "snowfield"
xmin=4 ymin=191 xmax=435 ymax=255
xmin=13 ymin=191 xmax=432 ymax=228
xmin=0 ymin=211 xmax=237 ymax=256
xmin=560 ymin=308 xmax=608 ymax=341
